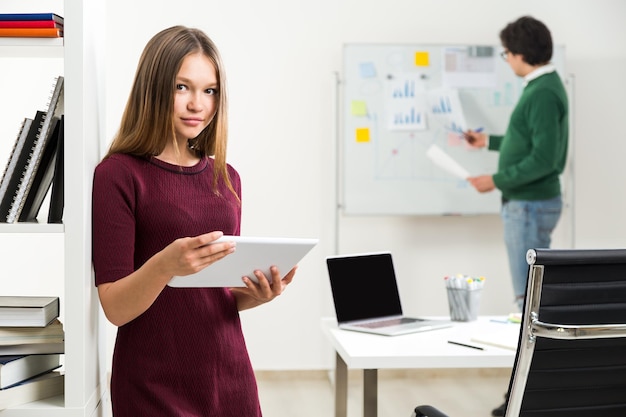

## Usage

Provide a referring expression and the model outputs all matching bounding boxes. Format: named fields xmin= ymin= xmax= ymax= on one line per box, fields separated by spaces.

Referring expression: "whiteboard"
xmin=341 ymin=44 xmax=566 ymax=215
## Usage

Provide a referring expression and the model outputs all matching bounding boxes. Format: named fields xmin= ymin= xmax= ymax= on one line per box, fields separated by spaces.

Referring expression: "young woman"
xmin=92 ymin=25 xmax=296 ymax=416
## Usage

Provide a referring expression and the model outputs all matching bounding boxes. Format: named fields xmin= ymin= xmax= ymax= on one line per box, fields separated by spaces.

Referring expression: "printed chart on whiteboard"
xmin=340 ymin=43 xmax=566 ymax=215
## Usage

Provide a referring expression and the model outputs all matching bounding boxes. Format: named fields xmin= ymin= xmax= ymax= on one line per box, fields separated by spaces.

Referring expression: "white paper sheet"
xmin=426 ymin=144 xmax=470 ymax=180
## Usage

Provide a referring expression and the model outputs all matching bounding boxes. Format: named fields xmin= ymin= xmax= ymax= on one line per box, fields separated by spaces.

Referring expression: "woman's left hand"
xmin=230 ymin=265 xmax=298 ymax=310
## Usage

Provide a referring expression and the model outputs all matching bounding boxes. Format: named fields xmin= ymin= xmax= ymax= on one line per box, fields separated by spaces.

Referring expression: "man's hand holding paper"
xmin=467 ymin=175 xmax=496 ymax=193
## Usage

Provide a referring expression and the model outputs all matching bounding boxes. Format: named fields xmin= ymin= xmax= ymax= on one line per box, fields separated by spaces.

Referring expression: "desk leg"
xmin=363 ymin=369 xmax=378 ymax=417
xmin=335 ymin=352 xmax=348 ymax=417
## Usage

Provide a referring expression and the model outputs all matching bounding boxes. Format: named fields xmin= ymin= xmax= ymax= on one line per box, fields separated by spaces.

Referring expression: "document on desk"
xmin=470 ymin=323 xmax=521 ymax=350
xmin=426 ymin=144 xmax=470 ymax=180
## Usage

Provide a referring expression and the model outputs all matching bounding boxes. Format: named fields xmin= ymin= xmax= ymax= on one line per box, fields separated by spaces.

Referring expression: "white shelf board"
xmin=0 ymin=38 xmax=63 ymax=58
xmin=0 ymin=222 xmax=64 ymax=233
xmin=0 ymin=395 xmax=67 ymax=417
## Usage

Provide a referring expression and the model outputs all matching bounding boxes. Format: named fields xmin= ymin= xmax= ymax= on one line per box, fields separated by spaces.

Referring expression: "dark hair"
xmin=500 ymin=16 xmax=552 ymax=66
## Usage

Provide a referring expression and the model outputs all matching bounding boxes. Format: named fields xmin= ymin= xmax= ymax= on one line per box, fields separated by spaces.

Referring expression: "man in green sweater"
xmin=466 ymin=16 xmax=568 ymax=309
xmin=465 ymin=15 xmax=568 ymax=417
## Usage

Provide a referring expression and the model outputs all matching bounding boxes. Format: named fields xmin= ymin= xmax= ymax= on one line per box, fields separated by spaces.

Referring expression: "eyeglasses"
xmin=500 ymin=50 xmax=509 ymax=61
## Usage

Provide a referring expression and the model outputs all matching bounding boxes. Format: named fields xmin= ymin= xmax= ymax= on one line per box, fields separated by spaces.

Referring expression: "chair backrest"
xmin=505 ymin=248 xmax=626 ymax=417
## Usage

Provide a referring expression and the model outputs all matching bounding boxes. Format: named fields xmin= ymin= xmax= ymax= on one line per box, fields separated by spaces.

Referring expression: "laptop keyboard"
xmin=358 ymin=317 xmax=424 ymax=328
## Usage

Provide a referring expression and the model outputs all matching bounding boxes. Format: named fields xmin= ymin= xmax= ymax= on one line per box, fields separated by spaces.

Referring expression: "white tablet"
xmin=167 ymin=236 xmax=318 ymax=288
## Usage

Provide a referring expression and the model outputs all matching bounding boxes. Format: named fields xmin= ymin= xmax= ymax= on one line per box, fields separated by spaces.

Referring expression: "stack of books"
xmin=0 ymin=296 xmax=64 ymax=410
xmin=0 ymin=13 xmax=64 ymax=38
xmin=0 ymin=76 xmax=64 ymax=224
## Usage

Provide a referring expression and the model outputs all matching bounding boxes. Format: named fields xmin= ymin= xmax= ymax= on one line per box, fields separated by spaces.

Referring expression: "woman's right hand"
xmin=158 ymin=230 xmax=236 ymax=278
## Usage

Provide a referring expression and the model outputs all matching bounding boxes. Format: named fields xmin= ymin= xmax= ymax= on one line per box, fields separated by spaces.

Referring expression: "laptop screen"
xmin=326 ymin=252 xmax=403 ymax=323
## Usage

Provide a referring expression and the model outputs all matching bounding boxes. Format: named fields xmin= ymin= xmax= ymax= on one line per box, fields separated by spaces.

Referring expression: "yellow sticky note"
xmin=351 ymin=100 xmax=368 ymax=116
xmin=415 ymin=51 xmax=429 ymax=67
xmin=355 ymin=128 xmax=370 ymax=143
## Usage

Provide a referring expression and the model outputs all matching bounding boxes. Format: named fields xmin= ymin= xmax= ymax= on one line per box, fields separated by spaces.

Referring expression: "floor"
xmin=255 ymin=368 xmax=510 ymax=417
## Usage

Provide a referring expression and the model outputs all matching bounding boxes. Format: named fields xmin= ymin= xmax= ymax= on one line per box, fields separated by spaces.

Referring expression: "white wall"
xmin=1 ymin=0 xmax=625 ymax=371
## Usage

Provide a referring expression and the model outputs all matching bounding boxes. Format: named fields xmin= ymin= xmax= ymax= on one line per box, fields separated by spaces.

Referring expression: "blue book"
xmin=0 ymin=13 xmax=63 ymax=25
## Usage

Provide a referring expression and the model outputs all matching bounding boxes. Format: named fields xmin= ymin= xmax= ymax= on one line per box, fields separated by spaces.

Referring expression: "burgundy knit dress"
xmin=92 ymin=154 xmax=262 ymax=417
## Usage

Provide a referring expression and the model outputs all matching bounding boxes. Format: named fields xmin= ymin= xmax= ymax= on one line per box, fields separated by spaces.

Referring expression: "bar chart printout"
xmin=386 ymin=75 xmax=426 ymax=131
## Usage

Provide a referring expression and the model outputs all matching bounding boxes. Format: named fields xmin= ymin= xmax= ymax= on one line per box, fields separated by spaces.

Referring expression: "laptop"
xmin=326 ymin=252 xmax=452 ymax=336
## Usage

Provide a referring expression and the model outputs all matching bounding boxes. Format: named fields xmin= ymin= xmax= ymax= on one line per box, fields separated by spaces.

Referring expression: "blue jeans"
xmin=501 ymin=197 xmax=562 ymax=310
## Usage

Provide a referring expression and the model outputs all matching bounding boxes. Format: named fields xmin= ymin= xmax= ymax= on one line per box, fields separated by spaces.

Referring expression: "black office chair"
xmin=413 ymin=248 xmax=626 ymax=417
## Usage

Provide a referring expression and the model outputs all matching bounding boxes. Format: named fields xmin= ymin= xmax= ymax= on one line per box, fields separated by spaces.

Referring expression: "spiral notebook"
xmin=18 ymin=116 xmax=62 ymax=222
xmin=0 ymin=118 xmax=33 ymax=211
xmin=0 ymin=113 xmax=45 ymax=222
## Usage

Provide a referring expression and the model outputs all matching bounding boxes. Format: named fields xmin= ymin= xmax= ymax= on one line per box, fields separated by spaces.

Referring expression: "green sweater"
xmin=489 ymin=71 xmax=568 ymax=201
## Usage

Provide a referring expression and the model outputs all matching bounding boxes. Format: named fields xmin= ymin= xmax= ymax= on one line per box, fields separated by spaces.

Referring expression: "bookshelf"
xmin=0 ymin=1 xmax=109 ymax=416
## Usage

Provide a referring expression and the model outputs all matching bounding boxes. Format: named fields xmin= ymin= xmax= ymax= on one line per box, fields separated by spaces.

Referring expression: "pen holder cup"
xmin=446 ymin=288 xmax=481 ymax=321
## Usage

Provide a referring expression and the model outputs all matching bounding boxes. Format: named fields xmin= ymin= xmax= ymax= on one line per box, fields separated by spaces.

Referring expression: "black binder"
xmin=47 ymin=115 xmax=64 ymax=224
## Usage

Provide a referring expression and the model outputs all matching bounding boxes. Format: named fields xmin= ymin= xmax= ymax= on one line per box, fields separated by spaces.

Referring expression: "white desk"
xmin=321 ymin=317 xmax=517 ymax=417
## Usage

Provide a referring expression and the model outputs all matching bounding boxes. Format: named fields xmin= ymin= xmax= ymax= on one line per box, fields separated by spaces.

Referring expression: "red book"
xmin=0 ymin=20 xmax=63 ymax=29
xmin=0 ymin=27 xmax=63 ymax=38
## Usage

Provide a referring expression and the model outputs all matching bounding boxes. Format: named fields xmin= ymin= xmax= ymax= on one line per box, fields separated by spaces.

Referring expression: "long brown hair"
xmin=105 ymin=25 xmax=236 ymax=198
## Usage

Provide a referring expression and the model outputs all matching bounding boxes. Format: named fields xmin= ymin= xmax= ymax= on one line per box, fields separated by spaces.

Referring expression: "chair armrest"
xmin=413 ymin=405 xmax=450 ymax=417
xmin=532 ymin=318 xmax=626 ymax=340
